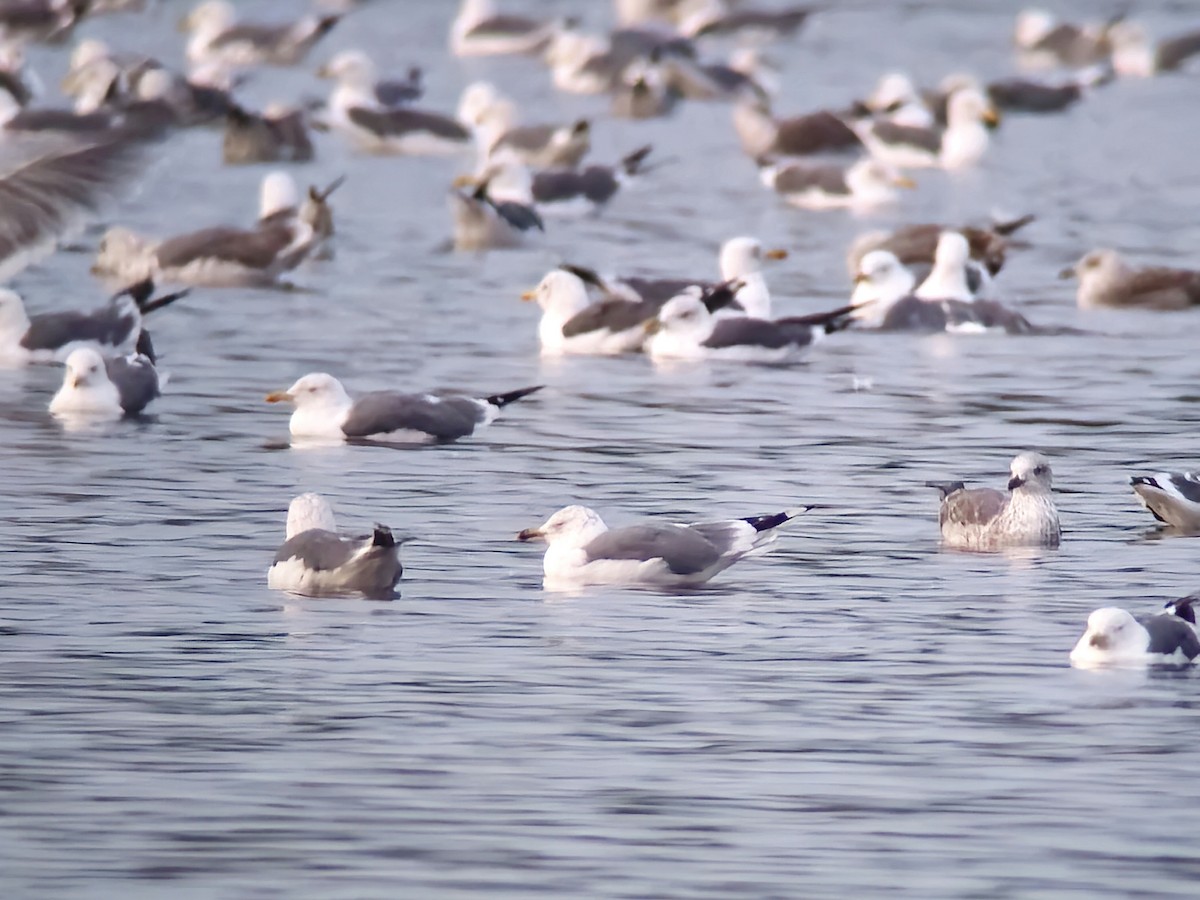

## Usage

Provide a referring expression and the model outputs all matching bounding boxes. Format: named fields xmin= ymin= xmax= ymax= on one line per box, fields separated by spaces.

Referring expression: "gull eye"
xmin=1033 ymin=465 xmax=1047 ymax=476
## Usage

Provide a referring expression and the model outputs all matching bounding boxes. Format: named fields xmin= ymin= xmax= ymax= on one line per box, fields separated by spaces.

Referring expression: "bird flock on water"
xmin=1 ymin=0 xmax=1200 ymax=668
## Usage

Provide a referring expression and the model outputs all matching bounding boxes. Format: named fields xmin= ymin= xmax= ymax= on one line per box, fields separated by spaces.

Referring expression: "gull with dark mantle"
xmin=268 ymin=493 xmax=404 ymax=600
xmin=0 ymin=279 xmax=185 ymax=364
xmin=928 ymin=452 xmax=1061 ymax=551
xmin=517 ymin=504 xmax=806 ymax=588
xmin=266 ymin=373 xmax=543 ymax=444
xmin=49 ymin=346 xmax=162 ymax=420
xmin=1131 ymin=471 xmax=1200 ymax=533
xmin=1070 ymin=601 xmax=1200 ymax=669
xmin=183 ymin=1 xmax=340 ymax=68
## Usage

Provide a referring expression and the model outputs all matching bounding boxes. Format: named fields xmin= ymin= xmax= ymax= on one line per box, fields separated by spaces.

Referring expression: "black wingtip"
xmin=991 ymin=213 xmax=1036 ymax=236
xmin=926 ymin=480 xmax=965 ymax=499
xmin=702 ymin=278 xmax=744 ymax=314
xmin=778 ymin=302 xmax=861 ymax=334
xmin=743 ymin=507 xmax=811 ymax=532
xmin=316 ymin=14 xmax=342 ymax=36
xmin=371 ymin=524 xmax=395 ymax=548
xmin=486 ymin=385 xmax=544 ymax=408
xmin=558 ymin=263 xmax=606 ymax=289
xmin=137 ymin=287 xmax=191 ymax=315
xmin=621 ymin=144 xmax=653 ymax=175
xmin=1130 ymin=475 xmax=1156 ymax=489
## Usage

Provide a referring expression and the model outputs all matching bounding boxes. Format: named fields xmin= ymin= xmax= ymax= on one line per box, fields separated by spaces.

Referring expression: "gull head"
xmin=266 ymin=372 xmax=352 ymax=410
xmin=870 ymin=71 xmax=919 ymax=111
xmin=286 ymin=492 xmax=338 ymax=539
xmin=947 ymin=87 xmax=999 ymax=128
xmin=518 ymin=505 xmax=607 ymax=544
xmin=1070 ymin=607 xmax=1144 ymax=667
xmin=61 ymin=347 xmax=107 ymax=390
xmin=522 ymin=269 xmax=589 ymax=315
xmin=1061 ymin=248 xmax=1123 ymax=285
xmin=1014 ymin=9 xmax=1056 ymax=50
xmin=719 ymin=236 xmax=787 ymax=280
xmin=183 ymin=0 xmax=236 ymax=34
xmin=260 ymin=171 xmax=300 ymax=221
xmin=1007 ymin=451 xmax=1053 ymax=492
xmin=852 ymin=251 xmax=915 ymax=317
xmin=457 ymin=80 xmax=503 ymax=126
xmin=647 ymin=288 xmax=713 ymax=340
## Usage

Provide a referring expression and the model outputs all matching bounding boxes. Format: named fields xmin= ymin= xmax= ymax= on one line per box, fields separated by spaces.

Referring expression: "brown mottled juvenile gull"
xmin=1060 ymin=249 xmax=1200 ymax=311
xmin=517 ymin=504 xmax=806 ymax=588
xmin=49 ymin=346 xmax=161 ymax=419
xmin=268 ymin=493 xmax=404 ymax=600
xmin=929 ymin=452 xmax=1061 ymax=551
xmin=1070 ymin=605 xmax=1200 ymax=669
xmin=265 ymin=373 xmax=543 ymax=444
xmin=1131 ymin=472 xmax=1200 ymax=533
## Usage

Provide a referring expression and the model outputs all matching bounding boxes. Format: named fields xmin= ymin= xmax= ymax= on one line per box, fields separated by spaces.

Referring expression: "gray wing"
xmin=583 ymin=524 xmax=721 ymax=576
xmin=340 ymin=391 xmax=480 ymax=441
xmin=940 ymin=487 xmax=1008 ymax=528
xmin=775 ymin=111 xmax=862 ymax=155
xmin=1156 ymin=29 xmax=1200 ymax=72
xmin=532 ymin=167 xmax=618 ymax=205
xmin=104 ymin=354 xmax=160 ymax=415
xmin=562 ymin=297 xmax=658 ymax=338
xmin=0 ymin=131 xmax=158 ymax=283
xmin=877 ymin=296 xmax=949 ymax=332
xmin=702 ymin=317 xmax=814 ymax=351
xmin=20 ymin=298 xmax=138 ymax=352
xmin=209 ymin=23 xmax=292 ymax=51
xmin=6 ymin=110 xmax=117 ymax=133
xmin=374 ymin=79 xmax=421 ymax=107
xmin=619 ymin=277 xmax=709 ymax=304
xmin=970 ymin=299 xmax=1035 ymax=335
xmin=1139 ymin=613 xmax=1200 ymax=659
xmin=154 ymin=224 xmax=291 ymax=270
xmin=466 ymin=14 xmax=542 ymax=38
xmin=987 ymin=79 xmax=1081 ymax=113
xmin=1123 ymin=267 xmax=1200 ymax=309
xmin=496 ymin=124 xmax=557 ymax=152
xmin=772 ymin=163 xmax=849 ymax=196
xmin=870 ymin=119 xmax=942 ymax=155
xmin=695 ymin=8 xmax=813 ymax=37
xmin=347 ymin=106 xmax=469 ymax=141
xmin=273 ymin=528 xmax=356 ymax=569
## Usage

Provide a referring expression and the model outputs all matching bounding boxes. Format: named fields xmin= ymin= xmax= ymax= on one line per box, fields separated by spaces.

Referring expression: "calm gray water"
xmin=5 ymin=1 xmax=1200 ymax=897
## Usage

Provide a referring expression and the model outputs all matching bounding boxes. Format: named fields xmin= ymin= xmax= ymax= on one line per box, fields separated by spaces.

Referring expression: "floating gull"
xmin=451 ymin=0 xmax=561 ymax=57
xmin=316 ymin=51 xmax=422 ymax=109
xmin=857 ymin=88 xmax=998 ymax=169
xmin=758 ymin=156 xmax=915 ymax=210
xmin=611 ymin=59 xmax=681 ymax=120
xmin=645 ymin=287 xmax=857 ymax=362
xmin=1107 ymin=21 xmax=1200 ymax=77
xmin=268 ymin=493 xmax=404 ymax=600
xmin=678 ymin=1 xmax=816 ymax=40
xmin=1131 ymin=471 xmax=1200 ymax=533
xmin=450 ymin=166 xmax=544 ymax=252
xmin=929 ymin=452 xmax=1061 ymax=551
xmin=733 ymin=95 xmax=862 ymax=159
xmin=94 ymin=173 xmax=318 ymax=288
xmin=850 ymin=251 xmax=1032 ymax=334
xmin=861 ymin=72 xmax=935 ymax=128
xmin=543 ymin=29 xmax=622 ymax=96
xmin=516 ymin=504 xmax=805 ymax=588
xmin=223 ymin=102 xmax=313 ymax=165
xmin=1070 ymin=606 xmax=1200 ymax=669
xmin=0 ymin=42 xmax=38 ymax=107
xmin=469 ymin=95 xmax=592 ymax=169
xmin=1013 ymin=8 xmax=1119 ymax=70
xmin=939 ymin=68 xmax=1111 ymax=117
xmin=183 ymin=1 xmax=340 ymax=68
xmin=324 ymin=69 xmax=469 ymax=155
xmin=265 ymin=373 xmax=543 ymax=444
xmin=846 ymin=215 xmax=1035 ymax=281
xmin=0 ymin=279 xmax=184 ymax=365
xmin=1060 ymin=249 xmax=1200 ymax=311
xmin=49 ymin=346 xmax=161 ymax=419
xmin=529 ymin=145 xmax=652 ymax=212
xmin=0 ymin=0 xmax=88 ymax=44
xmin=522 ymin=269 xmax=739 ymax=356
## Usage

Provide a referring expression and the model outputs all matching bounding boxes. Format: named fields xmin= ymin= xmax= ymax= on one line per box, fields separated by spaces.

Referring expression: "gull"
xmin=0 ymin=0 xmax=89 ymax=44
xmin=450 ymin=0 xmax=562 ymax=57
xmin=611 ymin=58 xmax=681 ymax=120
xmin=1131 ymin=471 xmax=1200 ymax=533
xmin=758 ymin=156 xmax=915 ymax=210
xmin=0 ymin=278 xmax=185 ymax=365
xmin=733 ymin=95 xmax=862 ymax=160
xmin=645 ymin=287 xmax=859 ymax=362
xmin=928 ymin=452 xmax=1060 ymax=551
xmin=458 ymin=81 xmax=590 ymax=169
xmin=1013 ymin=8 xmax=1120 ymax=70
xmin=265 ymin=373 xmax=543 ymax=444
xmin=850 ymin=250 xmax=1032 ymax=334
xmin=183 ymin=1 xmax=340 ymax=69
xmin=449 ymin=165 xmax=544 ymax=252
xmin=1106 ymin=21 xmax=1200 ymax=78
xmin=528 ymin=145 xmax=653 ymax=213
xmin=857 ymin=88 xmax=999 ymax=169
xmin=323 ymin=68 xmax=469 ymax=156
xmin=223 ymin=102 xmax=313 ymax=165
xmin=516 ymin=504 xmax=806 ymax=588
xmin=522 ymin=269 xmax=740 ymax=356
xmin=678 ymin=1 xmax=816 ymax=40
xmin=49 ymin=346 xmax=161 ymax=420
xmin=316 ymin=51 xmax=422 ymax=109
xmin=268 ymin=493 xmax=404 ymax=600
xmin=1060 ymin=249 xmax=1200 ymax=311
xmin=846 ymin=215 xmax=1035 ymax=282
xmin=1070 ymin=606 xmax=1200 ymax=669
